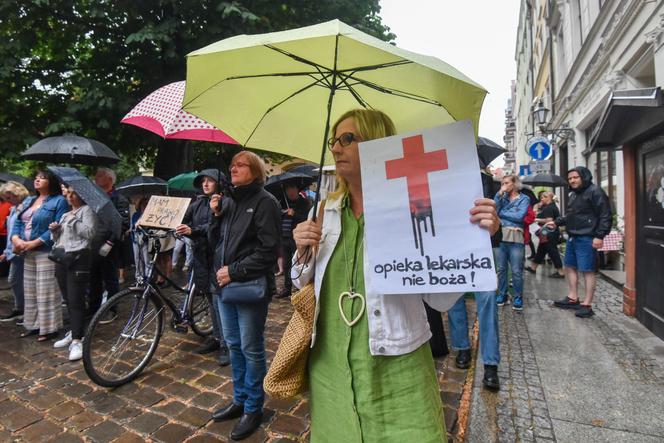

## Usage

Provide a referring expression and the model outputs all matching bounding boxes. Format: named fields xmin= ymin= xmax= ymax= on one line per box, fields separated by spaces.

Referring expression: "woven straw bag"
xmin=264 ymin=201 xmax=325 ymax=399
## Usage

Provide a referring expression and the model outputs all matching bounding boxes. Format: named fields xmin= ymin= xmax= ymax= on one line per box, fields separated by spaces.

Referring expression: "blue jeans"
xmin=496 ymin=242 xmax=525 ymax=299
xmin=564 ymin=236 xmax=596 ymax=272
xmin=210 ymin=293 xmax=225 ymax=345
xmin=8 ymin=257 xmax=24 ymax=311
xmin=218 ymin=297 xmax=269 ymax=413
xmin=448 ymin=291 xmax=500 ymax=365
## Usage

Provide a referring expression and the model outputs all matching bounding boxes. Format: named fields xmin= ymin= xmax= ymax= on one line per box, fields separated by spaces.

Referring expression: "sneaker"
xmin=0 ymin=309 xmax=23 ymax=322
xmin=98 ymin=310 xmax=118 ymax=325
xmin=496 ymin=294 xmax=508 ymax=307
xmin=512 ymin=296 xmax=523 ymax=311
xmin=553 ymin=297 xmax=580 ymax=309
xmin=455 ymin=349 xmax=472 ymax=369
xmin=54 ymin=331 xmax=73 ymax=349
xmin=549 ymin=272 xmax=565 ymax=279
xmin=68 ymin=341 xmax=83 ymax=361
xmin=575 ymin=305 xmax=594 ymax=318
xmin=525 ymin=267 xmax=536 ymax=274
xmin=482 ymin=365 xmax=500 ymax=390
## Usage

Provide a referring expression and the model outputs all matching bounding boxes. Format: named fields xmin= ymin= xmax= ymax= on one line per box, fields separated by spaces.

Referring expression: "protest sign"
xmin=138 ymin=195 xmax=191 ymax=230
xmin=359 ymin=120 xmax=496 ymax=294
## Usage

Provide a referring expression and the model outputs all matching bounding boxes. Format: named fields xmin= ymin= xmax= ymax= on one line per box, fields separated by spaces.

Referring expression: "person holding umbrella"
xmin=11 ymin=170 xmax=68 ymax=341
xmin=291 ymin=109 xmax=500 ymax=442
xmin=50 ymin=186 xmax=98 ymax=361
xmin=175 ymin=169 xmax=230 ymax=366
xmin=276 ymin=183 xmax=310 ymax=299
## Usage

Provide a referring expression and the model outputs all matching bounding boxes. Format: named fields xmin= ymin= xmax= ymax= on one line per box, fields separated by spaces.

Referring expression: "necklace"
xmin=339 ymin=228 xmax=365 ymax=327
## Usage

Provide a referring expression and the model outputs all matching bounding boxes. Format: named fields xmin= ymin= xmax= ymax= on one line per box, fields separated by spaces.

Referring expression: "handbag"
xmin=220 ymin=276 xmax=268 ymax=304
xmin=48 ymin=247 xmax=76 ymax=266
xmin=501 ymin=226 xmax=525 ymax=243
xmin=264 ymin=200 xmax=326 ymax=399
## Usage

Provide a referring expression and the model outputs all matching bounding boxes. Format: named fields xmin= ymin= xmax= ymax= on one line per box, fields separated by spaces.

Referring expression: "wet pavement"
xmin=0 ymin=272 xmax=474 ymax=442
xmin=466 ymin=263 xmax=664 ymax=442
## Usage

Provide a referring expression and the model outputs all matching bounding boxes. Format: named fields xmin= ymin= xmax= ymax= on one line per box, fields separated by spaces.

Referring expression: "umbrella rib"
xmin=264 ymin=44 xmax=332 ymax=73
xmin=338 ymin=60 xmax=413 ymax=74
xmin=337 ymin=76 xmax=372 ymax=109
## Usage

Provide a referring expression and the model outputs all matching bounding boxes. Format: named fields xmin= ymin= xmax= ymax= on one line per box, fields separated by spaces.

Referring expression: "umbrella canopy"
xmin=265 ymin=171 xmax=314 ymax=194
xmin=477 ymin=137 xmax=507 ymax=168
xmin=183 ymin=19 xmax=487 ymax=165
xmin=168 ymin=171 xmax=198 ymax=192
xmin=0 ymin=172 xmax=33 ymax=191
xmin=116 ymin=175 xmax=168 ymax=197
xmin=22 ymin=135 xmax=120 ymax=166
xmin=522 ymin=173 xmax=567 ymax=188
xmin=286 ymin=164 xmax=319 ymax=177
xmin=47 ymin=166 xmax=122 ymax=238
xmin=121 ymin=81 xmax=239 ymax=144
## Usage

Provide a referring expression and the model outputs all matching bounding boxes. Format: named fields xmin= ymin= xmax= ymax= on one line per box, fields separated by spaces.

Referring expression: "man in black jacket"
xmin=176 ymin=169 xmax=230 ymax=365
xmin=88 ymin=167 xmax=130 ymax=321
xmin=547 ymin=166 xmax=612 ymax=318
xmin=275 ymin=184 xmax=310 ymax=298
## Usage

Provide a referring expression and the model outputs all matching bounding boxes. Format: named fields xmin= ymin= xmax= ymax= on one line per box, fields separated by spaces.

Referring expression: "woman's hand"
xmin=469 ymin=198 xmax=500 ymax=236
xmin=216 ymin=266 xmax=231 ymax=287
xmin=23 ymin=239 xmax=42 ymax=252
xmin=293 ymin=220 xmax=322 ymax=256
xmin=49 ymin=222 xmax=60 ymax=232
xmin=11 ymin=236 xmax=25 ymax=253
xmin=175 ymin=224 xmax=192 ymax=236
xmin=210 ymin=194 xmax=222 ymax=216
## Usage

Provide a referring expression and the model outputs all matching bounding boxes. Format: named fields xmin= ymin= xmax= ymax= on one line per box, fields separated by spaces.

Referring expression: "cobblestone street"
xmin=0 ymin=273 xmax=473 ymax=442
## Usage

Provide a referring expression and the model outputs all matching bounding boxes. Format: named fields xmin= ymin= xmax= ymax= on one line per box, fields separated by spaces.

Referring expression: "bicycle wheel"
xmin=188 ymin=290 xmax=214 ymax=337
xmin=83 ymin=288 xmax=164 ymax=387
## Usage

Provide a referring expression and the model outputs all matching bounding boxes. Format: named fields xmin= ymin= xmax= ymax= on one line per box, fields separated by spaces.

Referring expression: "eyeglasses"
xmin=231 ymin=162 xmax=250 ymax=169
xmin=327 ymin=132 xmax=358 ymax=150
xmin=35 ymin=175 xmax=48 ymax=180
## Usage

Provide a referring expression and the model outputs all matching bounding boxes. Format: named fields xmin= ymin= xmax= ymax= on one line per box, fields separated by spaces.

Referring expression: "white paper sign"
xmin=359 ymin=120 xmax=496 ymax=294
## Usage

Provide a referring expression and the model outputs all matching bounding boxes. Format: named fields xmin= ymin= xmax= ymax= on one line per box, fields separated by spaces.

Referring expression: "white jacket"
xmin=292 ymin=194 xmax=462 ymax=357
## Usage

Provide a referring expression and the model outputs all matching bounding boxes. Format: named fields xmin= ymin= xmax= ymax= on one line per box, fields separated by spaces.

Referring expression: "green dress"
xmin=308 ymin=201 xmax=447 ymax=443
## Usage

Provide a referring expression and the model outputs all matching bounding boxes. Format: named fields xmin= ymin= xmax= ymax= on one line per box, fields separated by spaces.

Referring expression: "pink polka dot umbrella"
xmin=121 ymin=81 xmax=238 ymax=144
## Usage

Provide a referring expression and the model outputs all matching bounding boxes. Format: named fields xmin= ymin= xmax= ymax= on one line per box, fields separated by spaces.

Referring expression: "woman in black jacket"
xmin=526 ymin=192 xmax=564 ymax=277
xmin=208 ymin=151 xmax=281 ymax=441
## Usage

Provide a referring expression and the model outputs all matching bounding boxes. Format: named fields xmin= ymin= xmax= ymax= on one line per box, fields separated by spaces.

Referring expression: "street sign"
xmin=519 ymin=164 xmax=531 ymax=176
xmin=530 ymin=160 xmax=551 ymax=173
xmin=526 ymin=136 xmax=552 ymax=161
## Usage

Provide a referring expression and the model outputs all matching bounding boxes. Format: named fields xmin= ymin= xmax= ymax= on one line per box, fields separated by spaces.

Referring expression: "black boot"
xmin=230 ymin=411 xmax=263 ymax=440
xmin=218 ymin=343 xmax=231 ymax=367
xmin=212 ymin=402 xmax=244 ymax=422
xmin=455 ymin=349 xmax=472 ymax=369
xmin=482 ymin=364 xmax=500 ymax=390
xmin=194 ymin=337 xmax=219 ymax=355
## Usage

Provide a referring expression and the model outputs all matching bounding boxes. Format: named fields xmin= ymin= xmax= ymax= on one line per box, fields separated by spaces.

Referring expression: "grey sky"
xmin=379 ymin=0 xmax=520 ymax=147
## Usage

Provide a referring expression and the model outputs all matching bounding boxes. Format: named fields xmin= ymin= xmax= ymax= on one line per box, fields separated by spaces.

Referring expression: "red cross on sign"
xmin=385 ymin=134 xmax=448 ymax=217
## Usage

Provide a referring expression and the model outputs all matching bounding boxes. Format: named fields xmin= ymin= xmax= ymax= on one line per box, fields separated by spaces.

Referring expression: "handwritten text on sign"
xmin=139 ymin=196 xmax=191 ymax=230
xmin=359 ymin=120 xmax=496 ymax=295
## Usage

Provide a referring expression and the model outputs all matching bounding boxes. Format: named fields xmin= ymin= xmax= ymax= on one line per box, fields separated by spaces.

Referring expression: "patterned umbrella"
xmin=121 ymin=81 xmax=238 ymax=144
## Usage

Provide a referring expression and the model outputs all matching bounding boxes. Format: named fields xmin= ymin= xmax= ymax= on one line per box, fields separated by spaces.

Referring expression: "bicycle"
xmin=83 ymin=227 xmax=214 ymax=387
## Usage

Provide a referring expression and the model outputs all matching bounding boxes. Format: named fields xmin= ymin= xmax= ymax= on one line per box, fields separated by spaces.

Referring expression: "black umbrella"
xmin=477 ymin=137 xmax=507 ymax=168
xmin=116 ymin=175 xmax=168 ymax=197
xmin=287 ymin=164 xmax=319 ymax=177
xmin=47 ymin=166 xmax=123 ymax=238
xmin=0 ymin=172 xmax=33 ymax=191
xmin=265 ymin=172 xmax=314 ymax=204
xmin=522 ymin=173 xmax=567 ymax=188
xmin=22 ymin=135 xmax=120 ymax=166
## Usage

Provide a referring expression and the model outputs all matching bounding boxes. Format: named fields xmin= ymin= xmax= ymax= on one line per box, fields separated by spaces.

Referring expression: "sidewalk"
xmin=465 ymin=263 xmax=664 ymax=442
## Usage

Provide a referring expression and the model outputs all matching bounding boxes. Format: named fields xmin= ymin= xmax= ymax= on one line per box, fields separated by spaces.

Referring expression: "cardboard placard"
xmin=359 ymin=120 xmax=496 ymax=295
xmin=138 ymin=195 xmax=191 ymax=230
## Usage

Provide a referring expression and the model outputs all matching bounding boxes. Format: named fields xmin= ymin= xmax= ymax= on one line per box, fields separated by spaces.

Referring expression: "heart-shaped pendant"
xmin=338 ymin=291 xmax=365 ymax=327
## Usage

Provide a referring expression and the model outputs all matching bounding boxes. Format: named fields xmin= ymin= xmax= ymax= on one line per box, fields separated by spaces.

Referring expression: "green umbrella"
xmin=167 ymin=171 xmax=198 ymax=192
xmin=183 ymin=19 xmax=487 ymax=165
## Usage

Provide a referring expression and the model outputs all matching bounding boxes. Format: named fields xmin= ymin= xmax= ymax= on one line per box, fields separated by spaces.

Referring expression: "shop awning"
xmin=589 ymin=87 xmax=664 ymax=153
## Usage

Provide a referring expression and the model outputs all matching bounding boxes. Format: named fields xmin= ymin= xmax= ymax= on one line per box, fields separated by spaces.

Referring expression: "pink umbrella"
xmin=121 ymin=81 xmax=238 ymax=144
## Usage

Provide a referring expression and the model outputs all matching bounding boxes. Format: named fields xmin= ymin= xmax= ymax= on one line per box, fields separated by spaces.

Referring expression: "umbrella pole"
xmin=311 ymin=35 xmax=339 ymax=223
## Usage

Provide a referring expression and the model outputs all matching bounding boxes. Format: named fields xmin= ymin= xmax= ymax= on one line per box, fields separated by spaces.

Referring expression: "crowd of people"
xmin=0 ymin=109 xmax=613 ymax=442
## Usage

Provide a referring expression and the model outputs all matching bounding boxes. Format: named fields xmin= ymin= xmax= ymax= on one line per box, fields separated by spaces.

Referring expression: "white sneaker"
xmin=54 ymin=331 xmax=73 ymax=349
xmin=68 ymin=341 xmax=83 ymax=361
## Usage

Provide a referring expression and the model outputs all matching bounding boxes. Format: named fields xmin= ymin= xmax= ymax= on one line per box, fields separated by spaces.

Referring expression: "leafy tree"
xmin=0 ymin=0 xmax=394 ymax=180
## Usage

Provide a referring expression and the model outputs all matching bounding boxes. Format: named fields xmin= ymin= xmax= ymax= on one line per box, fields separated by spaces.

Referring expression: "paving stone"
xmin=31 ymin=389 xmax=66 ymax=411
xmin=154 ymin=400 xmax=187 ymax=416
xmin=68 ymin=410 xmax=105 ymax=431
xmin=60 ymin=382 xmax=94 ymax=398
xmin=140 ymin=373 xmax=173 ymax=389
xmin=152 ymin=423 xmax=195 ymax=442
xmin=90 ymin=395 xmax=128 ymax=415
xmin=264 ymin=396 xmax=300 ymax=413
xmin=184 ymin=433 xmax=226 ymax=443
xmin=176 ymin=406 xmax=212 ymax=428
xmin=0 ymin=406 xmax=42 ymax=431
xmin=43 ymin=376 xmax=74 ymax=389
xmin=84 ymin=420 xmax=125 ymax=443
xmin=269 ymin=414 xmax=307 ymax=436
xmin=161 ymin=382 xmax=201 ymax=401
xmin=47 ymin=432 xmax=85 ymax=443
xmin=192 ymin=392 xmax=225 ymax=409
xmin=124 ymin=387 xmax=164 ymax=406
xmin=48 ymin=400 xmax=84 ymax=421
xmin=195 ymin=373 xmax=225 ymax=389
xmin=290 ymin=399 xmax=309 ymax=419
xmin=110 ymin=405 xmax=142 ymax=422
xmin=109 ymin=431 xmax=145 ymax=443
xmin=127 ymin=412 xmax=168 ymax=435
xmin=17 ymin=418 xmax=63 ymax=441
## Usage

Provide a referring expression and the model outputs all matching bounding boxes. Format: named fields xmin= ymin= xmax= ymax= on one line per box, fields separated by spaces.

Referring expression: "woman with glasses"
xmin=208 ymin=151 xmax=281 ymax=441
xmin=11 ymin=170 xmax=68 ymax=341
xmin=291 ymin=109 xmax=500 ymax=442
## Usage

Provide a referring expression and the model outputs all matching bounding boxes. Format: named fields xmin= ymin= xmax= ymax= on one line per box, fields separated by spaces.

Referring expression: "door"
xmin=637 ymin=134 xmax=664 ymax=340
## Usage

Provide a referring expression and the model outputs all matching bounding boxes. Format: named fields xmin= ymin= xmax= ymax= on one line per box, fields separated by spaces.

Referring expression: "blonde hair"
xmin=501 ymin=174 xmax=521 ymax=189
xmin=329 ymin=109 xmax=397 ymax=199
xmin=0 ymin=181 xmax=30 ymax=202
xmin=231 ymin=151 xmax=267 ymax=185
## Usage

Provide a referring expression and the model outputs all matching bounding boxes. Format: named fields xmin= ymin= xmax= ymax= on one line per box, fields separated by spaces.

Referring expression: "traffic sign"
xmin=530 ymin=160 xmax=551 ymax=173
xmin=526 ymin=136 xmax=552 ymax=161
xmin=519 ymin=164 xmax=531 ymax=176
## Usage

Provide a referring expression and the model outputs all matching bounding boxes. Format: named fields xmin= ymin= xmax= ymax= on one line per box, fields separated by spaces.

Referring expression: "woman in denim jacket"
xmin=10 ymin=170 xmax=68 ymax=341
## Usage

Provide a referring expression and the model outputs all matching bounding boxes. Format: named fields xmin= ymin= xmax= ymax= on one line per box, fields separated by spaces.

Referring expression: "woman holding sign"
xmin=291 ymin=109 xmax=500 ymax=442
